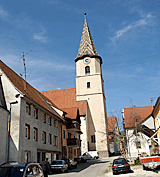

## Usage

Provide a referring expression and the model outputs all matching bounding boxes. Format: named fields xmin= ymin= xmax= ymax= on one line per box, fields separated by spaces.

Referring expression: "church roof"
xmin=75 ymin=13 xmax=102 ymax=63
xmin=41 ymin=88 xmax=87 ymax=116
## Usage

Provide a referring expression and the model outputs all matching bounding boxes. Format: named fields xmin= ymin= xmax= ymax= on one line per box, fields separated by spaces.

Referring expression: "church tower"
xmin=75 ymin=13 xmax=109 ymax=157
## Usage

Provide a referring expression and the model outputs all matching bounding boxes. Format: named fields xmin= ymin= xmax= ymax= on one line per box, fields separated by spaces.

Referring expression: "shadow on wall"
xmin=87 ymin=106 xmax=96 ymax=151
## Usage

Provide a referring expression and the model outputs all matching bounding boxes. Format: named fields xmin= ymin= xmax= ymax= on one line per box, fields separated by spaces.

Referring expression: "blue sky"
xmin=0 ymin=0 xmax=160 ymax=116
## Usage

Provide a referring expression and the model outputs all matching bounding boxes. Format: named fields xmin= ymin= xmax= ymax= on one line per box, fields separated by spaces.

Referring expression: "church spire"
xmin=76 ymin=13 xmax=99 ymax=59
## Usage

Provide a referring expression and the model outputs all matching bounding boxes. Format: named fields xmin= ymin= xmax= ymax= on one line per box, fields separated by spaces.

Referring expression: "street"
xmin=49 ymin=158 xmax=112 ymax=177
xmin=49 ymin=157 xmax=160 ymax=177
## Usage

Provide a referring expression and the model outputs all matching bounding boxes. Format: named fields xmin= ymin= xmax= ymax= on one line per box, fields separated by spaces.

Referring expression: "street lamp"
xmin=7 ymin=101 xmax=18 ymax=163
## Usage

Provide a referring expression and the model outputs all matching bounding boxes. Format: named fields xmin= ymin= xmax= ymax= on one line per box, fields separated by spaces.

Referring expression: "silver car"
xmin=50 ymin=160 xmax=68 ymax=173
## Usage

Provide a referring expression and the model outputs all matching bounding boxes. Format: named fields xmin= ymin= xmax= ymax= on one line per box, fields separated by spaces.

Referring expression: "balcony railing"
xmin=67 ymin=138 xmax=81 ymax=147
xmin=66 ymin=121 xmax=80 ymax=131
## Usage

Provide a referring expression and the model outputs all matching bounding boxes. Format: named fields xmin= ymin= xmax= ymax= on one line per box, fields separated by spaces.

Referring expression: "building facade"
xmin=152 ymin=97 xmax=160 ymax=152
xmin=123 ymin=106 xmax=155 ymax=158
xmin=0 ymin=60 xmax=61 ymax=163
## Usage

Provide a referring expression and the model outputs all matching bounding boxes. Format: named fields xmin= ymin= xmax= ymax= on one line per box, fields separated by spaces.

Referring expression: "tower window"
xmin=91 ymin=135 xmax=96 ymax=143
xmin=87 ymin=82 xmax=90 ymax=88
xmin=85 ymin=66 xmax=90 ymax=74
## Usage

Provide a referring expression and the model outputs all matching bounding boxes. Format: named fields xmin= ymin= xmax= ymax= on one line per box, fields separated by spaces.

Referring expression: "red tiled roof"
xmin=62 ymin=107 xmax=78 ymax=119
xmin=0 ymin=60 xmax=61 ymax=117
xmin=123 ymin=106 xmax=153 ymax=129
xmin=41 ymin=88 xmax=87 ymax=116
xmin=108 ymin=116 xmax=116 ymax=132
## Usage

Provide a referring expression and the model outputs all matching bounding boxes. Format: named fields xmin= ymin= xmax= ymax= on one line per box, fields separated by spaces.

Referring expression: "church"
xmin=42 ymin=13 xmax=109 ymax=158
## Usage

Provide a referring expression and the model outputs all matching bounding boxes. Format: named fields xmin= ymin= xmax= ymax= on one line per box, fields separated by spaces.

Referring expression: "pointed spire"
xmin=76 ymin=13 xmax=99 ymax=58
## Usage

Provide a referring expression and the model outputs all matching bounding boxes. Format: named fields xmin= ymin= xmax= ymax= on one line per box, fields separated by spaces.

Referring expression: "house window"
xmin=33 ymin=127 xmax=38 ymax=141
xmin=87 ymin=82 xmax=90 ymax=88
xmin=54 ymin=120 xmax=57 ymax=127
xmin=85 ymin=66 xmax=90 ymax=74
xmin=48 ymin=133 xmax=52 ymax=144
xmin=91 ymin=135 xmax=96 ymax=143
xmin=68 ymin=132 xmax=71 ymax=139
xmin=34 ymin=107 xmax=38 ymax=119
xmin=48 ymin=116 xmax=51 ymax=125
xmin=25 ymin=151 xmax=31 ymax=163
xmin=26 ymin=103 xmax=31 ymax=115
xmin=54 ymin=136 xmax=57 ymax=146
xmin=74 ymin=149 xmax=76 ymax=156
xmin=25 ymin=124 xmax=30 ymax=139
xmin=136 ymin=141 xmax=141 ymax=149
xmin=43 ymin=113 xmax=46 ymax=123
xmin=42 ymin=131 xmax=46 ymax=144
xmin=63 ymin=130 xmax=65 ymax=139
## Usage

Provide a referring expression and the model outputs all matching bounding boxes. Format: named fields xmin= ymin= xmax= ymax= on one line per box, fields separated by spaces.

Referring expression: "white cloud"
xmin=33 ymin=27 xmax=48 ymax=43
xmin=33 ymin=33 xmax=47 ymax=43
xmin=111 ymin=13 xmax=155 ymax=42
xmin=0 ymin=6 xmax=8 ymax=20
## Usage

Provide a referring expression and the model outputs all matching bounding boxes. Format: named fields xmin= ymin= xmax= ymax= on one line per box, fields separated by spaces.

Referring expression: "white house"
xmin=0 ymin=60 xmax=62 ymax=163
xmin=123 ymin=106 xmax=155 ymax=158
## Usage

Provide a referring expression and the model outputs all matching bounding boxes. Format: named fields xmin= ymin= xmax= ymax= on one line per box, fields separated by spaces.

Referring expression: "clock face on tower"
xmin=83 ymin=58 xmax=91 ymax=64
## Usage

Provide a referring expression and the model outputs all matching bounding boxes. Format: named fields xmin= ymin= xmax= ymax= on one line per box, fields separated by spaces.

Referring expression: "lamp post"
xmin=7 ymin=101 xmax=18 ymax=163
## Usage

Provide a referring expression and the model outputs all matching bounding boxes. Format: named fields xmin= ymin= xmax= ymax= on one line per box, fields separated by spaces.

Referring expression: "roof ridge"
xmin=0 ymin=60 xmax=62 ymax=118
xmin=41 ymin=87 xmax=76 ymax=92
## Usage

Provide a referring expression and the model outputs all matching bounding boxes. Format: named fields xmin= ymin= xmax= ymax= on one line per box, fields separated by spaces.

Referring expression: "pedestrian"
xmin=40 ymin=158 xmax=51 ymax=177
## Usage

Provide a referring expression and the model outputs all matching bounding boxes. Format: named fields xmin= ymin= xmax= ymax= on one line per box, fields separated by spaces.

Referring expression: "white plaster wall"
xmin=0 ymin=70 xmax=61 ymax=163
xmin=126 ymin=129 xmax=150 ymax=157
xmin=76 ymin=58 xmax=101 ymax=76
xmin=0 ymin=70 xmax=21 ymax=161
xmin=80 ymin=116 xmax=88 ymax=154
xmin=19 ymin=98 xmax=60 ymax=163
xmin=76 ymin=57 xmax=108 ymax=157
xmin=142 ymin=116 xmax=155 ymax=129
xmin=0 ymin=107 xmax=9 ymax=164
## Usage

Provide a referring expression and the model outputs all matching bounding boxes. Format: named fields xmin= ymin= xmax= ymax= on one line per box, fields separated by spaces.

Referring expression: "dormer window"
xmin=85 ymin=66 xmax=90 ymax=75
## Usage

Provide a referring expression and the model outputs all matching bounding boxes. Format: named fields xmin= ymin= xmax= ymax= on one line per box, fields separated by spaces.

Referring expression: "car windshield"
xmin=0 ymin=166 xmax=25 ymax=177
xmin=114 ymin=158 xmax=127 ymax=165
xmin=51 ymin=161 xmax=62 ymax=165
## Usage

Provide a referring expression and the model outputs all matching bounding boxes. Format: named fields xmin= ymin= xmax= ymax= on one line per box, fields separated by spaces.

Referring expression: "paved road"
xmin=49 ymin=158 xmax=112 ymax=177
xmin=48 ymin=157 xmax=160 ymax=177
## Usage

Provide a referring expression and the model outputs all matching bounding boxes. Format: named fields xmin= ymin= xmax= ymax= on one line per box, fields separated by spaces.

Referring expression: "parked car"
xmin=88 ymin=151 xmax=99 ymax=159
xmin=0 ymin=162 xmax=44 ymax=177
xmin=80 ymin=152 xmax=94 ymax=162
xmin=50 ymin=160 xmax=68 ymax=173
xmin=112 ymin=158 xmax=131 ymax=175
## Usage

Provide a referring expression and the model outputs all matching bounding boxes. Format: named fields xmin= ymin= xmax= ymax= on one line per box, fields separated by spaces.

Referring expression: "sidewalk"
xmin=104 ymin=165 xmax=160 ymax=177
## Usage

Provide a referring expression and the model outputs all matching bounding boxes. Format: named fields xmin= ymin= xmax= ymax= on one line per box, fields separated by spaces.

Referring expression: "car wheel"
xmin=113 ymin=172 xmax=117 ymax=175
